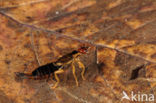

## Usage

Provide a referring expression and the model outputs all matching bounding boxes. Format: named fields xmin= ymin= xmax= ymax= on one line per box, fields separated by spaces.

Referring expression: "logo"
xmin=121 ymin=91 xmax=154 ymax=102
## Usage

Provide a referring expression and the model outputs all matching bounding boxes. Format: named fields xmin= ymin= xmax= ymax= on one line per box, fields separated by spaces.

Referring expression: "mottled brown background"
xmin=0 ymin=0 xmax=156 ymax=103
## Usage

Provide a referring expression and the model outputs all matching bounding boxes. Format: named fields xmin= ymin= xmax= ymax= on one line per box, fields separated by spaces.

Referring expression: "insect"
xmin=15 ymin=46 xmax=89 ymax=89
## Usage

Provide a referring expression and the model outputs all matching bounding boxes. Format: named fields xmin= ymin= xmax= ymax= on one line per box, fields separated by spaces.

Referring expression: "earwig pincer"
xmin=16 ymin=46 xmax=89 ymax=89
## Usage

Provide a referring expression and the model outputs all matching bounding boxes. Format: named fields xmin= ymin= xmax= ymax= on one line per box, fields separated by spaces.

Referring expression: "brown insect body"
xmin=16 ymin=46 xmax=89 ymax=89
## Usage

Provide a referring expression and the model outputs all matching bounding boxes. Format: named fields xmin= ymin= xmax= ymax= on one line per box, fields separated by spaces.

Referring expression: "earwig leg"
xmin=51 ymin=69 xmax=64 ymax=89
xmin=72 ymin=62 xmax=79 ymax=86
xmin=76 ymin=58 xmax=86 ymax=80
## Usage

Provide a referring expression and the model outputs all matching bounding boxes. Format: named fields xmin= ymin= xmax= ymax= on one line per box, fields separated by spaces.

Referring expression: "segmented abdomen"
xmin=32 ymin=63 xmax=61 ymax=77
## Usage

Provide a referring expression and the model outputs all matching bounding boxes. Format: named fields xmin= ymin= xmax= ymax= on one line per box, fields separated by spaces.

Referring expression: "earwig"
xmin=16 ymin=46 xmax=89 ymax=89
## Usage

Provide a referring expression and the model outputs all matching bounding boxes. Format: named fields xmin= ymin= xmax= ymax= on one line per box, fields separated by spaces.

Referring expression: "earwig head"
xmin=78 ymin=46 xmax=89 ymax=54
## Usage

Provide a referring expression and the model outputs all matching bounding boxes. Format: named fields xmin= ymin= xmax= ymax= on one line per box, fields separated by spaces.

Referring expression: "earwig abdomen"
xmin=15 ymin=63 xmax=62 ymax=80
xmin=32 ymin=63 xmax=61 ymax=77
